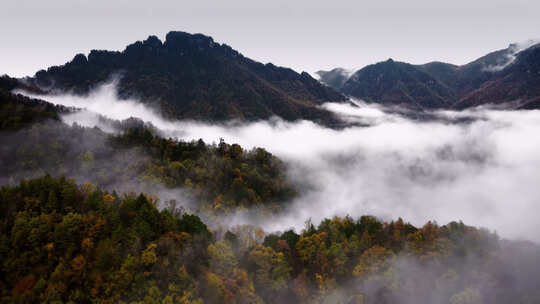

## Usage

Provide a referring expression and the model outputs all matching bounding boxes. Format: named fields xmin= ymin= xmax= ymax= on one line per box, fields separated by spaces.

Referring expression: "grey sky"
xmin=1 ymin=0 xmax=539 ymax=77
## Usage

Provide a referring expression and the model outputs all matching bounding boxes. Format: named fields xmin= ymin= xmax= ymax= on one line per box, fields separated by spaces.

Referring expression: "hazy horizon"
xmin=2 ymin=0 xmax=540 ymax=77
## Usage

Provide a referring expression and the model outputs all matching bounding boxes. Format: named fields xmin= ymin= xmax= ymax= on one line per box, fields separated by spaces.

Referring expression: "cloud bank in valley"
xmin=21 ymin=84 xmax=540 ymax=241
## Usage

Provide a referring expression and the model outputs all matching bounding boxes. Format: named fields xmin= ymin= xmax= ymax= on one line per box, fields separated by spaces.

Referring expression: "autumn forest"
xmin=2 ymin=15 xmax=540 ymax=304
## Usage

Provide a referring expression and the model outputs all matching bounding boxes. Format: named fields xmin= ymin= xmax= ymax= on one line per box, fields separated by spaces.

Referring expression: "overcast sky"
xmin=1 ymin=0 xmax=539 ymax=77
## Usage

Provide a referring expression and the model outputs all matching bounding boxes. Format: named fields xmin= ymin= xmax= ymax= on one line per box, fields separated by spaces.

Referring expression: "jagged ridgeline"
xmin=26 ymin=31 xmax=346 ymax=126
xmin=0 ymin=83 xmax=295 ymax=215
xmin=1 ymin=176 xmax=539 ymax=303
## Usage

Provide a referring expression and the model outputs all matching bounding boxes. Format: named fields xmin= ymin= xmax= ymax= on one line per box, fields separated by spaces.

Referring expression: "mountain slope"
xmin=417 ymin=61 xmax=459 ymax=90
xmin=0 ymin=76 xmax=73 ymax=130
xmin=27 ymin=32 xmax=346 ymax=124
xmin=328 ymin=42 xmax=540 ymax=110
xmin=455 ymin=44 xmax=540 ymax=109
xmin=340 ymin=59 xmax=456 ymax=109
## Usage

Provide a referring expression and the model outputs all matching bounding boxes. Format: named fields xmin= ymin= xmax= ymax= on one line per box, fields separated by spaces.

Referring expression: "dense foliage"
xmin=0 ymin=90 xmax=59 ymax=130
xmin=0 ymin=78 xmax=72 ymax=131
xmin=0 ymin=175 xmax=212 ymax=303
xmin=109 ymin=122 xmax=296 ymax=214
xmin=2 ymin=177 xmax=539 ymax=303
xmin=29 ymin=32 xmax=345 ymax=125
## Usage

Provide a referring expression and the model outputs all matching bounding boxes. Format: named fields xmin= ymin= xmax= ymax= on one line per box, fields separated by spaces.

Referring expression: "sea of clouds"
xmin=19 ymin=83 xmax=540 ymax=241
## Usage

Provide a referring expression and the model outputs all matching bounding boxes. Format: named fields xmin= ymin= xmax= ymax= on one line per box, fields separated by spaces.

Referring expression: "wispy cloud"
xmin=483 ymin=39 xmax=540 ymax=72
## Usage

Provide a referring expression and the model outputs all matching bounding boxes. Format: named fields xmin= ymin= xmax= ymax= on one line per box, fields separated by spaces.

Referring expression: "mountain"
xmin=324 ymin=41 xmax=540 ymax=110
xmin=455 ymin=43 xmax=540 ymax=109
xmin=24 ymin=31 xmax=346 ymax=125
xmin=340 ymin=59 xmax=456 ymax=109
xmin=416 ymin=61 xmax=459 ymax=91
xmin=315 ymin=68 xmax=351 ymax=90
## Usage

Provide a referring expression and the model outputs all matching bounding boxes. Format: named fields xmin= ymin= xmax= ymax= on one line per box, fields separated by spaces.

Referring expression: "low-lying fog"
xmin=20 ymin=84 xmax=540 ymax=241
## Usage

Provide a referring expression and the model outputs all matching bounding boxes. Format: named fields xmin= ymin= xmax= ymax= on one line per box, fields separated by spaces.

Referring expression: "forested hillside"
xmin=0 ymin=87 xmax=295 ymax=216
xmin=0 ymin=76 xmax=72 ymax=131
xmin=1 ymin=176 xmax=539 ymax=303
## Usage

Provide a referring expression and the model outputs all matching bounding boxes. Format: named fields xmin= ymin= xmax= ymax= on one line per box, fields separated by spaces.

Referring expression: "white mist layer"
xmin=23 ymin=85 xmax=540 ymax=241
xmin=484 ymin=39 xmax=540 ymax=72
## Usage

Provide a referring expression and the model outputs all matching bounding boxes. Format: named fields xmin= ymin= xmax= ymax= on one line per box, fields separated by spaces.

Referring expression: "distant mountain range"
xmin=14 ymin=31 xmax=346 ymax=125
xmin=4 ymin=32 xmax=540 ymax=125
xmin=317 ymin=41 xmax=540 ymax=110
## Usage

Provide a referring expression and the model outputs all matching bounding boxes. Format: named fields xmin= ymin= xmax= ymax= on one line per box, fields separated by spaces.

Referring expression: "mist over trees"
xmin=0 ymin=85 xmax=295 ymax=218
xmin=2 ymin=176 xmax=540 ymax=303
xmin=0 ymin=119 xmax=294 ymax=216
xmin=2 ymin=31 xmax=540 ymax=304
xmin=2 ymin=85 xmax=540 ymax=304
